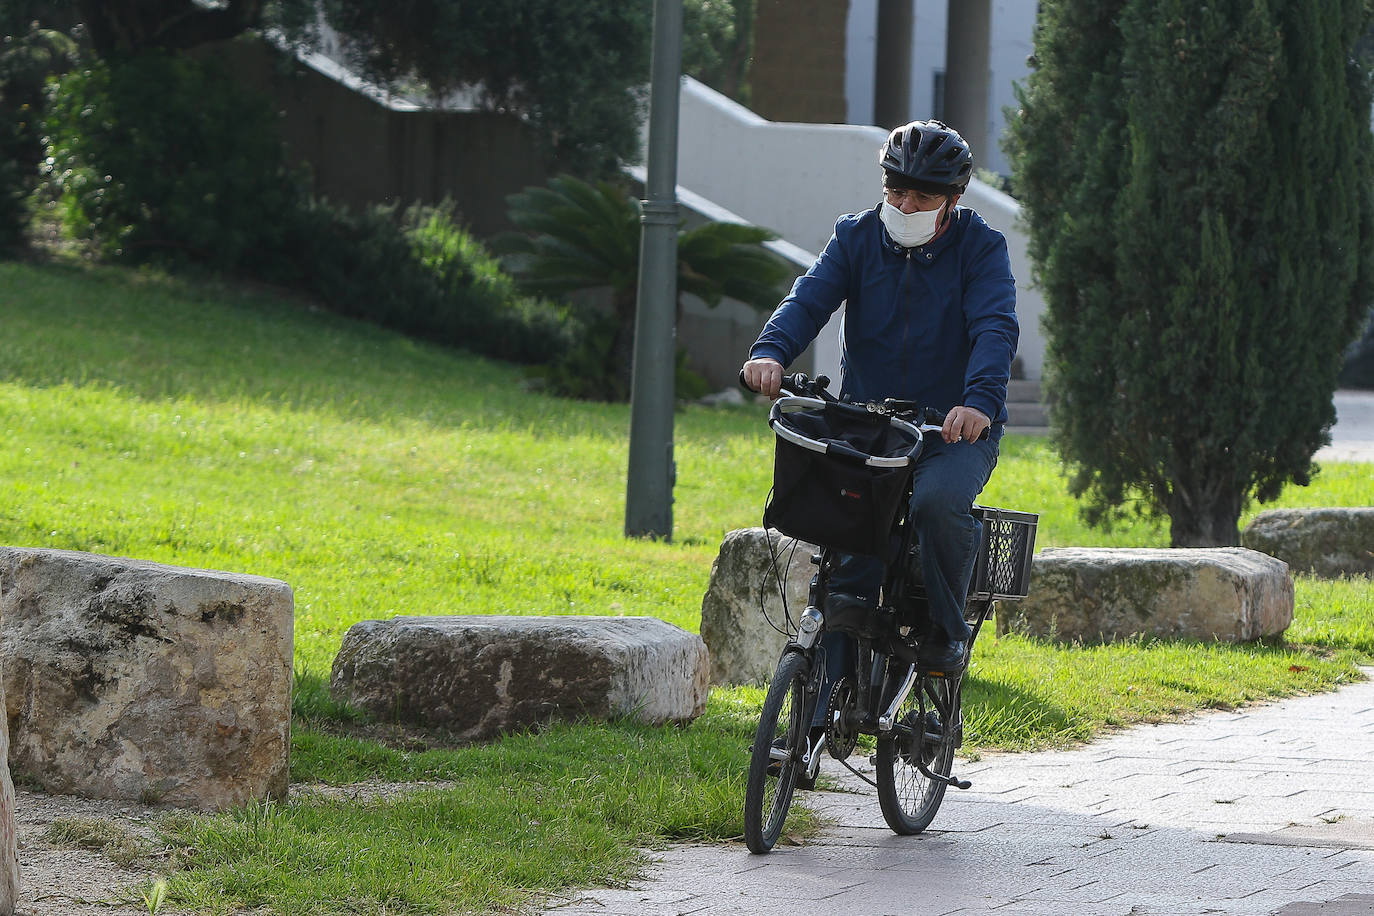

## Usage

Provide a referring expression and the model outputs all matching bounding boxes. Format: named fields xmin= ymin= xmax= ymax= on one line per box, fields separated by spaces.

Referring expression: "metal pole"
xmin=625 ymin=0 xmax=682 ymax=540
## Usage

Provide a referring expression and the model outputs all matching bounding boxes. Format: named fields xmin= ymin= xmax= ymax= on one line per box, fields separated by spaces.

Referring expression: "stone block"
xmin=998 ymin=547 xmax=1293 ymax=644
xmin=1242 ymin=508 xmax=1374 ymax=578
xmin=0 ymin=616 xmax=15 ymax=914
xmin=0 ymin=547 xmax=293 ymax=811
xmin=330 ymin=615 xmax=709 ymax=740
xmin=699 ymin=528 xmax=816 ymax=686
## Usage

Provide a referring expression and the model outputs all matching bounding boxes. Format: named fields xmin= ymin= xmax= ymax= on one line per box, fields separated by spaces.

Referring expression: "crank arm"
xmin=917 ymin=750 xmax=971 ymax=790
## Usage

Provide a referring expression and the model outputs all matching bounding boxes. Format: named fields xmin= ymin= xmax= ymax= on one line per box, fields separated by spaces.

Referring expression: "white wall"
xmin=845 ymin=0 xmax=878 ymax=124
xmin=911 ymin=0 xmax=949 ymax=120
xmin=984 ymin=1 xmax=1036 ymax=176
xmin=675 ymin=77 xmax=1046 ymax=381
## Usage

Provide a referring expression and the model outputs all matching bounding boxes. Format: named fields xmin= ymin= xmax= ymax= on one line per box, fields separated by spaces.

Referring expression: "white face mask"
xmin=880 ymin=199 xmax=945 ymax=247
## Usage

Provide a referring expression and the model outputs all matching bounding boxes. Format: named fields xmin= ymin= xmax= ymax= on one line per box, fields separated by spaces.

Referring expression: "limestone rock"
xmin=1242 ymin=508 xmax=1374 ymax=578
xmin=699 ymin=528 xmax=817 ymax=686
xmin=0 ymin=547 xmax=293 ymax=811
xmin=330 ymin=615 xmax=709 ymax=739
xmin=0 ymin=617 xmax=16 ymax=914
xmin=998 ymin=547 xmax=1293 ymax=644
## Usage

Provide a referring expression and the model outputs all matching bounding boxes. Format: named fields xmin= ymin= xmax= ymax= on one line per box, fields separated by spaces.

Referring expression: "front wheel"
xmin=875 ymin=675 xmax=960 ymax=835
xmin=743 ymin=650 xmax=812 ymax=853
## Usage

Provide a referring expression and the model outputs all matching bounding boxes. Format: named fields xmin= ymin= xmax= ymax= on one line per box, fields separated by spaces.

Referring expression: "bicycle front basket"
xmin=763 ymin=398 xmax=923 ymax=556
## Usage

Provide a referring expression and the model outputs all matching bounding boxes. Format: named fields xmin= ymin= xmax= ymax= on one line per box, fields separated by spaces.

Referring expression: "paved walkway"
xmin=550 ymin=669 xmax=1374 ymax=915
xmin=1319 ymin=390 xmax=1374 ymax=463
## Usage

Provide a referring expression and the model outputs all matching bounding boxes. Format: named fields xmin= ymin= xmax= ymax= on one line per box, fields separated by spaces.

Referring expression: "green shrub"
xmin=0 ymin=16 xmax=75 ymax=254
xmin=0 ymin=107 xmax=25 ymax=252
xmin=498 ymin=175 xmax=790 ymax=400
xmin=277 ymin=199 xmax=579 ymax=367
xmin=406 ymin=204 xmax=579 ymax=365
xmin=42 ymin=52 xmax=303 ymax=268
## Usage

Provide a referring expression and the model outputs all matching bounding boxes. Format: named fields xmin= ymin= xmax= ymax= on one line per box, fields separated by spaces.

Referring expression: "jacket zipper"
xmin=900 ymin=247 xmax=913 ymax=397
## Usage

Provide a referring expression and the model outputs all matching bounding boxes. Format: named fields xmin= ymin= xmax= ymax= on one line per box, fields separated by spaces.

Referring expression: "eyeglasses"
xmin=884 ymin=187 xmax=947 ymax=209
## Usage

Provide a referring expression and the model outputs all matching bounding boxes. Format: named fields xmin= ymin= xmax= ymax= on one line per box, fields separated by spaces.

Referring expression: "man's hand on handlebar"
xmin=942 ymin=406 xmax=991 ymax=444
xmin=741 ymin=357 xmax=785 ymax=400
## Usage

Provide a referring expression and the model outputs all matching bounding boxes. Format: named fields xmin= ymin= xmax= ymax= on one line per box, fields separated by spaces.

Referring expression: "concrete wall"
xmin=675 ymin=77 xmax=1046 ymax=381
xmin=751 ymin=0 xmax=850 ymax=123
xmin=211 ymin=38 xmax=544 ymax=239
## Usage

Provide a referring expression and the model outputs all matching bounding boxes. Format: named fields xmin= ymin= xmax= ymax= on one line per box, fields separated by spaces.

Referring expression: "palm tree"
xmin=495 ymin=175 xmax=791 ymax=395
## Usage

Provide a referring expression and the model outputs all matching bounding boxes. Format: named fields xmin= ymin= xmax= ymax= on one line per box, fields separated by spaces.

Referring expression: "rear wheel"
xmin=744 ymin=650 xmax=812 ymax=853
xmin=875 ymin=674 xmax=959 ymax=834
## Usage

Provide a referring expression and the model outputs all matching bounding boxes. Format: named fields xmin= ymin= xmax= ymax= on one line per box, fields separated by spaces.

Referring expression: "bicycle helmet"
xmin=879 ymin=120 xmax=973 ymax=195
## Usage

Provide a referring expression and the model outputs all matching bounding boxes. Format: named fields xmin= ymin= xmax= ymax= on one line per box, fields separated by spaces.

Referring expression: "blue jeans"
xmin=816 ymin=426 xmax=1002 ymax=725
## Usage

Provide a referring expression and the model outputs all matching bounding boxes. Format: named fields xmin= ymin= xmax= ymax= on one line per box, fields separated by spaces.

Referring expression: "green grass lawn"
xmin=4 ymin=259 xmax=1371 ymax=914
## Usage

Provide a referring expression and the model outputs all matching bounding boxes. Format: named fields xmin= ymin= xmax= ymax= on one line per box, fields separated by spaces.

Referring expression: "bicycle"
xmin=741 ymin=371 xmax=1038 ymax=854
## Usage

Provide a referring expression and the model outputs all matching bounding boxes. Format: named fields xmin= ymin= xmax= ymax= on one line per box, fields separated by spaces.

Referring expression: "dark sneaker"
xmin=917 ymin=638 xmax=967 ymax=673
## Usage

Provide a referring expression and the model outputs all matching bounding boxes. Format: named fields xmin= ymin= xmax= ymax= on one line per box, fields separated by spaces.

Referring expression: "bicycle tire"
xmin=874 ymin=675 xmax=959 ymax=835
xmin=743 ymin=650 xmax=811 ymax=853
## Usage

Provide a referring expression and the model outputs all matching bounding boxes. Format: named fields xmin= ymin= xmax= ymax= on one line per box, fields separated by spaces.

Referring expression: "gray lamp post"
xmin=624 ymin=0 xmax=682 ymax=540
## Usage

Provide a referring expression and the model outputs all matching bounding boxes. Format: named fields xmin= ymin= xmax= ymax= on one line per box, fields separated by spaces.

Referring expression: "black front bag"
xmin=764 ymin=401 xmax=920 ymax=557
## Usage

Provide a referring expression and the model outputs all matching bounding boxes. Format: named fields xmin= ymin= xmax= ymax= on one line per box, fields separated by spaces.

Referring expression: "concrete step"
xmin=1006 ymin=400 xmax=1049 ymax=428
xmin=1006 ymin=378 xmax=1043 ymax=403
xmin=1005 ymin=379 xmax=1048 ymax=431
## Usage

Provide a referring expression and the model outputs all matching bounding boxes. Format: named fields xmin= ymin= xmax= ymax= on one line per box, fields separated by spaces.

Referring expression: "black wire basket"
xmin=968 ymin=506 xmax=1039 ymax=600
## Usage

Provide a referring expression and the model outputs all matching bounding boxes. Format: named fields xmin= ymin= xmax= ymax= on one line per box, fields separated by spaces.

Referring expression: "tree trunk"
xmin=1167 ymin=485 xmax=1243 ymax=548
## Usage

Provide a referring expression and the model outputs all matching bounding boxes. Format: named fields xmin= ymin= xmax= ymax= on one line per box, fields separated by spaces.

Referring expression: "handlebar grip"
xmin=739 ymin=369 xmax=832 ymax=398
xmin=926 ymin=407 xmax=990 ymax=442
xmin=737 ymin=368 xmax=805 ymax=394
xmin=892 ymin=404 xmax=990 ymax=440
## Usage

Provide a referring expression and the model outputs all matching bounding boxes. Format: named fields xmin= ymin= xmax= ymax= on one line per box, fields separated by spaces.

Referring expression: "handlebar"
xmin=739 ymin=370 xmax=991 ymax=441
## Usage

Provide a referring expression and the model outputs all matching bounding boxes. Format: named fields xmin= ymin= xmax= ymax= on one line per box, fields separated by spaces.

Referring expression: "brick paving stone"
xmin=1272 ymin=894 xmax=1374 ymax=915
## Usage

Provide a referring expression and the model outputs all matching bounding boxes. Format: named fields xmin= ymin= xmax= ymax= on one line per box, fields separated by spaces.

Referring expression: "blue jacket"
xmin=750 ymin=205 xmax=1019 ymax=424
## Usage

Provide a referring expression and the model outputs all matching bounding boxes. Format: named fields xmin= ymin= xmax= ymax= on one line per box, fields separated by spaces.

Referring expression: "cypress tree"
xmin=1007 ymin=0 xmax=1374 ymax=546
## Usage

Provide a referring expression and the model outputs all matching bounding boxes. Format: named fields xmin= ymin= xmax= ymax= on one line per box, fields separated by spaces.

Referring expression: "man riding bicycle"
xmin=741 ymin=119 xmax=1019 ymax=676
